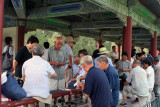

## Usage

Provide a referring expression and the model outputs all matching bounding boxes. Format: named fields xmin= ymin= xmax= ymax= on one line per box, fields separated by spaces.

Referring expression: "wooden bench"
xmin=1 ymin=88 xmax=82 ymax=107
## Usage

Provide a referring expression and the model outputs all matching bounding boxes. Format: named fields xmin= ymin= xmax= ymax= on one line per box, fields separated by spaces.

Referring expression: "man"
xmin=143 ymin=58 xmax=155 ymax=103
xmin=13 ymin=36 xmax=39 ymax=80
xmin=110 ymin=46 xmax=119 ymax=62
xmin=42 ymin=42 xmax=50 ymax=60
xmin=62 ymin=36 xmax=75 ymax=88
xmin=94 ymin=47 xmax=113 ymax=68
xmin=153 ymin=57 xmax=160 ymax=97
xmin=97 ymin=56 xmax=119 ymax=107
xmin=120 ymin=60 xmax=149 ymax=107
xmin=116 ymin=51 xmax=131 ymax=90
xmin=78 ymin=55 xmax=112 ymax=107
xmin=22 ymin=44 xmax=57 ymax=107
xmin=48 ymin=37 xmax=68 ymax=90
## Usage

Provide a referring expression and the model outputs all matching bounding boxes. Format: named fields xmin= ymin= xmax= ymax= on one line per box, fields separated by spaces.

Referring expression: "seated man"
xmin=22 ymin=44 xmax=57 ymax=107
xmin=120 ymin=60 xmax=149 ymax=107
xmin=68 ymin=56 xmax=85 ymax=88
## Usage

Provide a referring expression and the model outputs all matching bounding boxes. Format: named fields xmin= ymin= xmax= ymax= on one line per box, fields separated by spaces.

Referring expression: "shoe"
xmin=120 ymin=102 xmax=127 ymax=106
xmin=132 ymin=98 xmax=139 ymax=104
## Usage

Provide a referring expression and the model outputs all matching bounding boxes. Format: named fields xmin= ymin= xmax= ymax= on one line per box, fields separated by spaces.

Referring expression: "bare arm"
xmin=49 ymin=72 xmax=57 ymax=78
xmin=22 ymin=75 xmax=25 ymax=81
xmin=12 ymin=60 xmax=18 ymax=76
xmin=77 ymin=82 xmax=89 ymax=97
xmin=68 ymin=54 xmax=72 ymax=68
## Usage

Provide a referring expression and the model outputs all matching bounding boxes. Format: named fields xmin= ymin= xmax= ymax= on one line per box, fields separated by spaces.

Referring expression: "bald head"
xmin=132 ymin=60 xmax=141 ymax=68
xmin=55 ymin=37 xmax=63 ymax=50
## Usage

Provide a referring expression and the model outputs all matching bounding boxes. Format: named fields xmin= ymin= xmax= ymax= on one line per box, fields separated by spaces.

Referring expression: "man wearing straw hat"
xmin=94 ymin=47 xmax=113 ymax=68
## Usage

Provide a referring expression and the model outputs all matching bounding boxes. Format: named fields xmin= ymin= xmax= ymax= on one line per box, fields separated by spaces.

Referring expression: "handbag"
xmin=119 ymin=73 xmax=127 ymax=81
xmin=1 ymin=74 xmax=26 ymax=100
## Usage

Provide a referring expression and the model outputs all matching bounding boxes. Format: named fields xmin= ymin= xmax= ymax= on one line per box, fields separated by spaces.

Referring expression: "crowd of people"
xmin=2 ymin=35 xmax=160 ymax=107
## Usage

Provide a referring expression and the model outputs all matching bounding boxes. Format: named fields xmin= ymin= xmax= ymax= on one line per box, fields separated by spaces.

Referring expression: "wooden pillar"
xmin=123 ymin=17 xmax=132 ymax=61
xmin=98 ymin=39 xmax=102 ymax=49
xmin=0 ymin=0 xmax=4 ymax=104
xmin=18 ymin=26 xmax=25 ymax=50
xmin=151 ymin=32 xmax=157 ymax=57
xmin=122 ymin=26 xmax=127 ymax=52
xmin=117 ymin=44 xmax=121 ymax=59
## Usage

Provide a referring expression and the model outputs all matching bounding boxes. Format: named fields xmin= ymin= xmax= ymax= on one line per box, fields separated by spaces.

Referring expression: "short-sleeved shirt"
xmin=15 ymin=46 xmax=32 ymax=78
xmin=105 ymin=65 xmax=119 ymax=106
xmin=145 ymin=66 xmax=155 ymax=89
xmin=3 ymin=45 xmax=13 ymax=56
xmin=94 ymin=55 xmax=113 ymax=68
xmin=116 ymin=60 xmax=131 ymax=76
xmin=110 ymin=51 xmax=119 ymax=59
xmin=62 ymin=43 xmax=73 ymax=70
xmin=42 ymin=49 xmax=49 ymax=60
xmin=126 ymin=66 xmax=149 ymax=96
xmin=48 ymin=46 xmax=68 ymax=80
xmin=22 ymin=56 xmax=55 ymax=98
xmin=72 ymin=64 xmax=85 ymax=77
xmin=83 ymin=66 xmax=112 ymax=107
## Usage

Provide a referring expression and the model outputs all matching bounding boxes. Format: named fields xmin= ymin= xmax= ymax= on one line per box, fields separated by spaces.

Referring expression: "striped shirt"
xmin=62 ymin=43 xmax=73 ymax=69
xmin=116 ymin=60 xmax=131 ymax=76
xmin=48 ymin=46 xmax=68 ymax=80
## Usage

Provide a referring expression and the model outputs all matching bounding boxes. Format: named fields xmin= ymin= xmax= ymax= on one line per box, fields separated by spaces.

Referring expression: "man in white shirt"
xmin=120 ymin=60 xmax=149 ymax=107
xmin=143 ymin=58 xmax=155 ymax=103
xmin=22 ymin=44 xmax=57 ymax=106
xmin=110 ymin=46 xmax=119 ymax=62
xmin=153 ymin=57 xmax=160 ymax=97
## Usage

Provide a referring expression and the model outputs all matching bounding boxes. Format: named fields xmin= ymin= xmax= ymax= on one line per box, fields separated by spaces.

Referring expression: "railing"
xmin=1 ymin=88 xmax=87 ymax=107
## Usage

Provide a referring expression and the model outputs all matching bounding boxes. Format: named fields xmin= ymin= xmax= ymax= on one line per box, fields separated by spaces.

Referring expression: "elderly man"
xmin=78 ymin=55 xmax=112 ymax=107
xmin=97 ymin=56 xmax=119 ymax=107
xmin=143 ymin=58 xmax=155 ymax=103
xmin=94 ymin=47 xmax=113 ymax=68
xmin=62 ymin=36 xmax=75 ymax=88
xmin=120 ymin=60 xmax=149 ymax=107
xmin=110 ymin=46 xmax=119 ymax=62
xmin=22 ymin=44 xmax=57 ymax=107
xmin=48 ymin=37 xmax=68 ymax=90
xmin=153 ymin=57 xmax=160 ymax=97
xmin=116 ymin=51 xmax=131 ymax=90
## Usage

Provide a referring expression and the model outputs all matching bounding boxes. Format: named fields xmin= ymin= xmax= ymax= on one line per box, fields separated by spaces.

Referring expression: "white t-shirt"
xmin=22 ymin=56 xmax=55 ymax=98
xmin=154 ymin=62 xmax=160 ymax=86
xmin=145 ymin=66 xmax=155 ymax=90
xmin=110 ymin=51 xmax=119 ymax=59
xmin=126 ymin=66 xmax=149 ymax=96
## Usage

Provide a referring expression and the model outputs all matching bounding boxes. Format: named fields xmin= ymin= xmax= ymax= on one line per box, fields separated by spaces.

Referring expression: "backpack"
xmin=2 ymin=46 xmax=12 ymax=70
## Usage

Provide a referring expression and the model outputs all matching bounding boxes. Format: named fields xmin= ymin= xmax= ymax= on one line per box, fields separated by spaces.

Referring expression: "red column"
xmin=18 ymin=26 xmax=25 ymax=50
xmin=150 ymin=32 xmax=157 ymax=57
xmin=117 ymin=44 xmax=121 ymax=59
xmin=0 ymin=0 xmax=4 ymax=104
xmin=123 ymin=17 xmax=132 ymax=61
xmin=122 ymin=26 xmax=127 ymax=52
xmin=98 ymin=39 xmax=102 ymax=49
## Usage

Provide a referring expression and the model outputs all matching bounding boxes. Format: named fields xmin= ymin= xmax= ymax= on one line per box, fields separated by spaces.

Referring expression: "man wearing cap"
xmin=62 ymin=36 xmax=75 ymax=88
xmin=153 ymin=57 xmax=160 ymax=97
xmin=94 ymin=47 xmax=113 ymax=68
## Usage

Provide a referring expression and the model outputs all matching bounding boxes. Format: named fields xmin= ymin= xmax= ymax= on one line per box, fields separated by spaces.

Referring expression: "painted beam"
xmin=11 ymin=0 xmax=26 ymax=18
xmin=4 ymin=7 xmax=17 ymax=18
xmin=87 ymin=0 xmax=160 ymax=34
xmin=27 ymin=1 xmax=106 ymax=19
xmin=72 ymin=20 xmax=122 ymax=30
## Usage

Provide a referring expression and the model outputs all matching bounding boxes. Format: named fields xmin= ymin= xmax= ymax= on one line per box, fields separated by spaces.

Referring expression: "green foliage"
xmin=25 ymin=29 xmax=114 ymax=56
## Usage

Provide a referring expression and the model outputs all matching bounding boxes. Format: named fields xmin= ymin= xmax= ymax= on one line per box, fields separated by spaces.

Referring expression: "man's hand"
xmin=71 ymin=78 xmax=76 ymax=82
xmin=49 ymin=61 xmax=59 ymax=66
xmin=11 ymin=70 xmax=15 ymax=76
xmin=58 ymin=62 xmax=66 ymax=66
xmin=124 ymin=81 xmax=129 ymax=86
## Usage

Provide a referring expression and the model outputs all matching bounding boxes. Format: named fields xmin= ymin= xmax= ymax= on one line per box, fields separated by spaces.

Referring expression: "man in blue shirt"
xmin=97 ymin=56 xmax=119 ymax=107
xmin=78 ymin=55 xmax=112 ymax=107
xmin=94 ymin=47 xmax=113 ymax=68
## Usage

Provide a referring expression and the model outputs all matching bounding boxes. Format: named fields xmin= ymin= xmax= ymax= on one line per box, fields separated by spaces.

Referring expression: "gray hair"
xmin=32 ymin=44 xmax=44 ymax=56
xmin=97 ymin=56 xmax=108 ymax=64
xmin=133 ymin=60 xmax=141 ymax=65
xmin=81 ymin=55 xmax=93 ymax=65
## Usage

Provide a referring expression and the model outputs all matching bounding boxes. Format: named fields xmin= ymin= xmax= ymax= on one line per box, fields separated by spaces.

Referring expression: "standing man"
xmin=97 ymin=56 xmax=119 ymax=107
xmin=48 ymin=37 xmax=68 ymax=90
xmin=120 ymin=60 xmax=149 ymax=107
xmin=110 ymin=46 xmax=119 ymax=62
xmin=13 ymin=36 xmax=39 ymax=84
xmin=62 ymin=36 xmax=75 ymax=88
xmin=143 ymin=58 xmax=155 ymax=103
xmin=153 ymin=57 xmax=160 ymax=97
xmin=78 ymin=55 xmax=112 ymax=107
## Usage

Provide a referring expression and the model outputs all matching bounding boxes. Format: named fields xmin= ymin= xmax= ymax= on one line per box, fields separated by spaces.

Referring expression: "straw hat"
xmin=98 ymin=47 xmax=108 ymax=54
xmin=66 ymin=36 xmax=75 ymax=44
